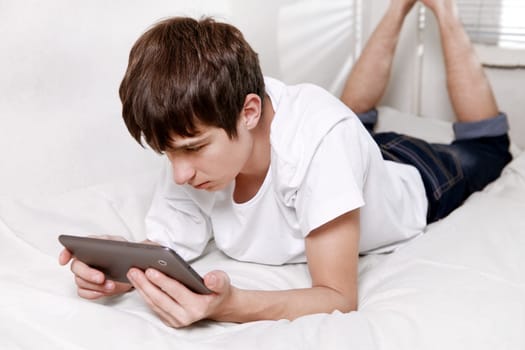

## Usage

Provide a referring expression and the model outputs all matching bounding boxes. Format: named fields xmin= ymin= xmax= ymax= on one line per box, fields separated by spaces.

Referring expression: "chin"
xmin=208 ymin=182 xmax=227 ymax=192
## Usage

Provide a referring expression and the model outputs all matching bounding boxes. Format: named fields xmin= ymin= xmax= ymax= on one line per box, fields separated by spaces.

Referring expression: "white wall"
xmin=1 ymin=0 xmax=233 ymax=197
xmin=0 ymin=0 xmax=355 ymax=197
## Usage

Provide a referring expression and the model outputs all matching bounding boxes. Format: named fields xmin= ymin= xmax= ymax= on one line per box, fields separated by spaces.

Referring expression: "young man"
xmin=59 ymin=0 xmax=511 ymax=328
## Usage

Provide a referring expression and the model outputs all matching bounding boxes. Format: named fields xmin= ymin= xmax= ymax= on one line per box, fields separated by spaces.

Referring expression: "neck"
xmin=239 ymin=95 xmax=274 ymax=179
xmin=232 ymin=95 xmax=274 ymax=203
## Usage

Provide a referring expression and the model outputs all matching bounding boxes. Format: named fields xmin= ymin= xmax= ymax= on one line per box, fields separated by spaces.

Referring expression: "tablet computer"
xmin=58 ymin=234 xmax=212 ymax=294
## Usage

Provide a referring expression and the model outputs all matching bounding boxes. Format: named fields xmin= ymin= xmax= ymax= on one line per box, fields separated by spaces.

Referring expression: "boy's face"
xmin=165 ymin=119 xmax=254 ymax=192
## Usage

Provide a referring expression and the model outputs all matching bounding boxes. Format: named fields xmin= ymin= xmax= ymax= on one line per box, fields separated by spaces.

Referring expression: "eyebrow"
xmin=167 ymin=136 xmax=210 ymax=151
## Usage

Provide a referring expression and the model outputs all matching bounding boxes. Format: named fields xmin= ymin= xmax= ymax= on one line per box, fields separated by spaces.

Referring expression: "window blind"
xmin=457 ymin=0 xmax=525 ymax=48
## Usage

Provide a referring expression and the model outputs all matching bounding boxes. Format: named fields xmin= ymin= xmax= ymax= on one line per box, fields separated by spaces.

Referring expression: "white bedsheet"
xmin=1 ymin=129 xmax=524 ymax=350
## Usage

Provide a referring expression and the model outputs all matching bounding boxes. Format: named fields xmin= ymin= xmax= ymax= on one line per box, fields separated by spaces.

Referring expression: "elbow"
xmin=323 ymin=287 xmax=358 ymax=313
xmin=337 ymin=298 xmax=358 ymax=313
xmin=311 ymin=284 xmax=359 ymax=314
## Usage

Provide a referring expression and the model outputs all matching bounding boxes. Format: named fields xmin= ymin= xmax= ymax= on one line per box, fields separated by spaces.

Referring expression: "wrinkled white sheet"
xmin=1 ymin=123 xmax=525 ymax=350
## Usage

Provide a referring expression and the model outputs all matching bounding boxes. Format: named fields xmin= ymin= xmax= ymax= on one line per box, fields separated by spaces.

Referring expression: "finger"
xmin=150 ymin=301 xmax=185 ymax=328
xmin=87 ymin=234 xmax=126 ymax=242
xmin=145 ymin=268 xmax=194 ymax=303
xmin=58 ymin=249 xmax=73 ymax=265
xmin=128 ymin=268 xmax=185 ymax=307
xmin=142 ymin=239 xmax=160 ymax=246
xmin=77 ymin=288 xmax=106 ymax=300
xmin=128 ymin=269 xmax=188 ymax=325
xmin=113 ymin=281 xmax=134 ymax=293
xmin=75 ymin=276 xmax=116 ymax=293
xmin=140 ymin=292 xmax=183 ymax=328
xmin=145 ymin=268 xmax=210 ymax=324
xmin=128 ymin=269 xmax=181 ymax=325
xmin=203 ymin=270 xmax=230 ymax=294
xmin=109 ymin=235 xmax=127 ymax=242
xmin=70 ymin=259 xmax=105 ymax=284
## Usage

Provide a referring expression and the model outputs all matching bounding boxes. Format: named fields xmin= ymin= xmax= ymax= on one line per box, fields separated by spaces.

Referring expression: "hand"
xmin=127 ymin=268 xmax=234 ymax=328
xmin=58 ymin=235 xmax=133 ymax=299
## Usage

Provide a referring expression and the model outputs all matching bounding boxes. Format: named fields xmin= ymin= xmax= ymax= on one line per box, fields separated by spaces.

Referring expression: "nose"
xmin=171 ymin=159 xmax=195 ymax=185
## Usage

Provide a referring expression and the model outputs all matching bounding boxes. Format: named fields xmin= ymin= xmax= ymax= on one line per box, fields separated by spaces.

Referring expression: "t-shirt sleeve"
xmin=145 ymin=161 xmax=212 ymax=261
xmin=295 ymin=117 xmax=370 ymax=236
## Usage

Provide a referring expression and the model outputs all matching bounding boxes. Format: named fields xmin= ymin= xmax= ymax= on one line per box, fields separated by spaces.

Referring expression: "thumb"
xmin=204 ymin=270 xmax=230 ymax=294
xmin=58 ymin=249 xmax=73 ymax=266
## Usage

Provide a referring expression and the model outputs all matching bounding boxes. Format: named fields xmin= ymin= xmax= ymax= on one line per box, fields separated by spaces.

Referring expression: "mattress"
xmin=1 ymin=111 xmax=524 ymax=350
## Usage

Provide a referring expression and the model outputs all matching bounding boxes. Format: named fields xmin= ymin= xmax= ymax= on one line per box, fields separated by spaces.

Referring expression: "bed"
xmin=1 ymin=106 xmax=524 ymax=349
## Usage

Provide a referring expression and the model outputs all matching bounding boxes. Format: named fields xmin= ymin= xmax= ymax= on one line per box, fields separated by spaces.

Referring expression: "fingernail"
xmin=94 ymin=274 xmax=104 ymax=284
xmin=104 ymin=281 xmax=114 ymax=291
xmin=128 ymin=270 xmax=136 ymax=281
xmin=146 ymin=269 xmax=157 ymax=278
xmin=208 ymin=274 xmax=217 ymax=286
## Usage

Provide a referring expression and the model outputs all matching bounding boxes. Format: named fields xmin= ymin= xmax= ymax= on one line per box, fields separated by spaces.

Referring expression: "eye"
xmin=185 ymin=144 xmax=204 ymax=152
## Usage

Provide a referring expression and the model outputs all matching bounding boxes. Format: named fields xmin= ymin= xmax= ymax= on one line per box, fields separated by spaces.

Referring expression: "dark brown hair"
xmin=119 ymin=17 xmax=265 ymax=153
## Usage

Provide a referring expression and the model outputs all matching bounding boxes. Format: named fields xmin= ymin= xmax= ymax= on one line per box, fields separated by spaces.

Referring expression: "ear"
xmin=240 ymin=93 xmax=262 ymax=130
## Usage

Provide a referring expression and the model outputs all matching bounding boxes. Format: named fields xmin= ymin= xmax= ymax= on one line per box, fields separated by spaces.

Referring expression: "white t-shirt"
xmin=146 ymin=77 xmax=427 ymax=264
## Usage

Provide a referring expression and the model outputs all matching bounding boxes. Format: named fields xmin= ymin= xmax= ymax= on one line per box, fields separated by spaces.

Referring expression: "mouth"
xmin=194 ymin=181 xmax=211 ymax=190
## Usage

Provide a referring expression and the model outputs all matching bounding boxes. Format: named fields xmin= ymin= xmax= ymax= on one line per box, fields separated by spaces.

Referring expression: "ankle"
xmin=384 ymin=1 xmax=415 ymax=28
xmin=388 ymin=0 xmax=417 ymax=18
xmin=425 ymin=0 xmax=459 ymax=23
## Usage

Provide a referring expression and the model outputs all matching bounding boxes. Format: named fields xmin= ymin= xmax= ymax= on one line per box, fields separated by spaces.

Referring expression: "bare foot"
xmin=390 ymin=0 xmax=418 ymax=16
xmin=419 ymin=0 xmax=458 ymax=19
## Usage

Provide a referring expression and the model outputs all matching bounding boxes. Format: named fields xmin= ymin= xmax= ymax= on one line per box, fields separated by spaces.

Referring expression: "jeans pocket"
xmin=381 ymin=136 xmax=464 ymax=201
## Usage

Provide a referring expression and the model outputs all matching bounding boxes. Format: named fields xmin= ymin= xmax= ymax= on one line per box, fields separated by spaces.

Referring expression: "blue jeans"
xmin=358 ymin=109 xmax=512 ymax=223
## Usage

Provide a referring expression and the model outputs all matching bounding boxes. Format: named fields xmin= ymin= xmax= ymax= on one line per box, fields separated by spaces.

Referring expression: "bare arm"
xmin=127 ymin=209 xmax=360 ymax=326
xmin=217 ymin=209 xmax=359 ymax=322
